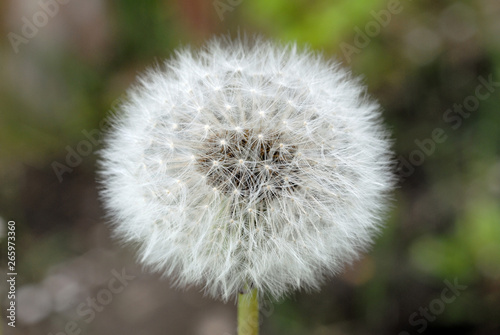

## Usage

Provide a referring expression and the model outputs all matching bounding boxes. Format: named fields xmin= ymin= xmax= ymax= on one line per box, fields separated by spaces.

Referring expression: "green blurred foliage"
xmin=245 ymin=0 xmax=388 ymax=49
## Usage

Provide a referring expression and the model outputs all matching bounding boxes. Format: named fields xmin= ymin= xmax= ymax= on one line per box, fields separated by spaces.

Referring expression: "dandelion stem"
xmin=238 ymin=286 xmax=259 ymax=335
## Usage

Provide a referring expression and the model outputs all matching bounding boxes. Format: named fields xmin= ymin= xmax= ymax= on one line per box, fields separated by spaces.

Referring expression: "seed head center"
xmin=197 ymin=129 xmax=298 ymax=199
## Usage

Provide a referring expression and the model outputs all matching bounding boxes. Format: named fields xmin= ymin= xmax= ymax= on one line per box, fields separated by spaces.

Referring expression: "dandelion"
xmin=99 ymin=37 xmax=394 ymax=334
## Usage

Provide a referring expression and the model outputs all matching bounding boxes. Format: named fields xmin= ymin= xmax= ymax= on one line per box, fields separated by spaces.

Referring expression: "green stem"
xmin=238 ymin=287 xmax=259 ymax=335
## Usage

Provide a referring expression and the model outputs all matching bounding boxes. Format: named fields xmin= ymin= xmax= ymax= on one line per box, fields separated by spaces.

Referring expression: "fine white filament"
xmin=99 ymin=37 xmax=394 ymax=301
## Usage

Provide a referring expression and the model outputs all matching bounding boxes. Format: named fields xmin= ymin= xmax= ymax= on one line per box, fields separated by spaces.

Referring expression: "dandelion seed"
xmin=99 ymin=37 xmax=394 ymax=303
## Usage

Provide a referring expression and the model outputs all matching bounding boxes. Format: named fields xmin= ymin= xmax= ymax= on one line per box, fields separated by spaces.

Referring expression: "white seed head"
xmin=99 ymin=37 xmax=394 ymax=302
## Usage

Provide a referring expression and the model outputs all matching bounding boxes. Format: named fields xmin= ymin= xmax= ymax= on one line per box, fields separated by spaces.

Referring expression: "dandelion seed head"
xmin=99 ymin=37 xmax=394 ymax=301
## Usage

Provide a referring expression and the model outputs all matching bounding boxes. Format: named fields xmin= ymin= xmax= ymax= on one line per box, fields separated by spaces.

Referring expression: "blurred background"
xmin=1 ymin=0 xmax=499 ymax=334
